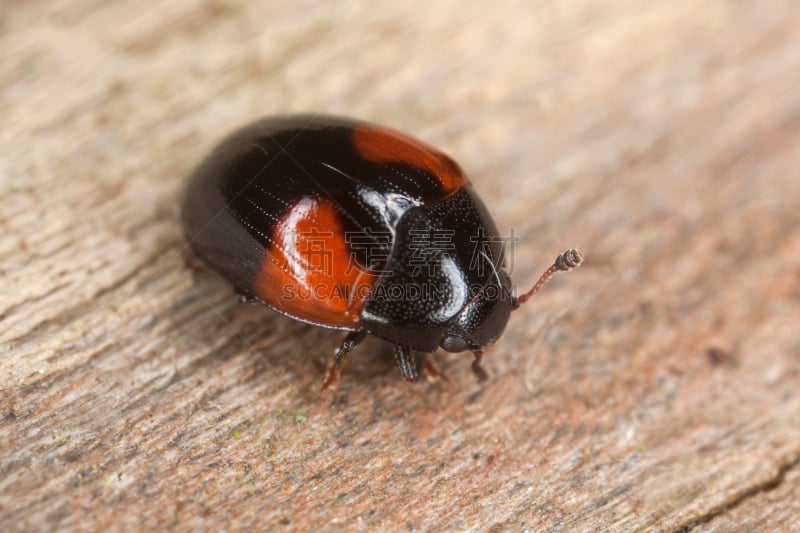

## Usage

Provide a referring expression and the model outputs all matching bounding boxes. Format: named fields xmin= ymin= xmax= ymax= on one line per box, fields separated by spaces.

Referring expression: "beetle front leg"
xmin=470 ymin=348 xmax=489 ymax=383
xmin=319 ymin=330 xmax=368 ymax=394
xmin=394 ymin=345 xmax=419 ymax=382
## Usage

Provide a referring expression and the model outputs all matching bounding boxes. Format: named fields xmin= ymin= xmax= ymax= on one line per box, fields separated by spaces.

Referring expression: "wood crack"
xmin=673 ymin=454 xmax=800 ymax=532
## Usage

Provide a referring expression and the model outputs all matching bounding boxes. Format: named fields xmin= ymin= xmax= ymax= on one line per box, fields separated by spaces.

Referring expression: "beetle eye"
xmin=440 ymin=334 xmax=469 ymax=353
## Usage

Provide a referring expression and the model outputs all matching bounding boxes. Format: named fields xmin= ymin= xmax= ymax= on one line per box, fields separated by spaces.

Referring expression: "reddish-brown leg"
xmin=318 ymin=330 xmax=367 ymax=395
xmin=423 ymin=356 xmax=453 ymax=387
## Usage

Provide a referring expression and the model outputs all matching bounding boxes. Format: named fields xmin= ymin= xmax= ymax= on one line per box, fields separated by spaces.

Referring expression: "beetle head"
xmin=439 ymin=248 xmax=584 ymax=357
xmin=439 ymin=269 xmax=515 ymax=353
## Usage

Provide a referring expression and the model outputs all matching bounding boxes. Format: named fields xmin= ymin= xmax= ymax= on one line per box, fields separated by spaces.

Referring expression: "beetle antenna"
xmin=513 ymin=249 xmax=583 ymax=308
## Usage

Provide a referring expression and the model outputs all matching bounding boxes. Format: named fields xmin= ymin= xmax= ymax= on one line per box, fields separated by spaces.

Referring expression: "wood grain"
xmin=2 ymin=1 xmax=799 ymax=531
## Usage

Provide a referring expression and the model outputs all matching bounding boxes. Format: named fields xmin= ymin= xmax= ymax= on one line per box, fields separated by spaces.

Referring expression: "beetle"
xmin=182 ymin=115 xmax=582 ymax=391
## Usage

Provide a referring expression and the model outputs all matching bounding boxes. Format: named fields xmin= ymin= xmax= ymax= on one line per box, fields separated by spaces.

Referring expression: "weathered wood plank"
xmin=2 ymin=1 xmax=799 ymax=531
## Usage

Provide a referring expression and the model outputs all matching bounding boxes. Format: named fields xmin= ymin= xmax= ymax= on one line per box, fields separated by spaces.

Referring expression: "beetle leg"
xmin=470 ymin=348 xmax=489 ymax=383
xmin=234 ymin=286 xmax=260 ymax=304
xmin=423 ymin=355 xmax=452 ymax=387
xmin=394 ymin=345 xmax=419 ymax=382
xmin=319 ymin=331 xmax=368 ymax=394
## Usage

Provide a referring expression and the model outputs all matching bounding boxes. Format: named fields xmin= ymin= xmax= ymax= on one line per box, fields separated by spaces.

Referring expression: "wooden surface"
xmin=2 ymin=1 xmax=799 ymax=531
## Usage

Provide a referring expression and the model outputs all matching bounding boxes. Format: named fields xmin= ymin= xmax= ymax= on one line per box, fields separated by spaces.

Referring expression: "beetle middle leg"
xmin=423 ymin=355 xmax=452 ymax=387
xmin=319 ymin=330 xmax=368 ymax=394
